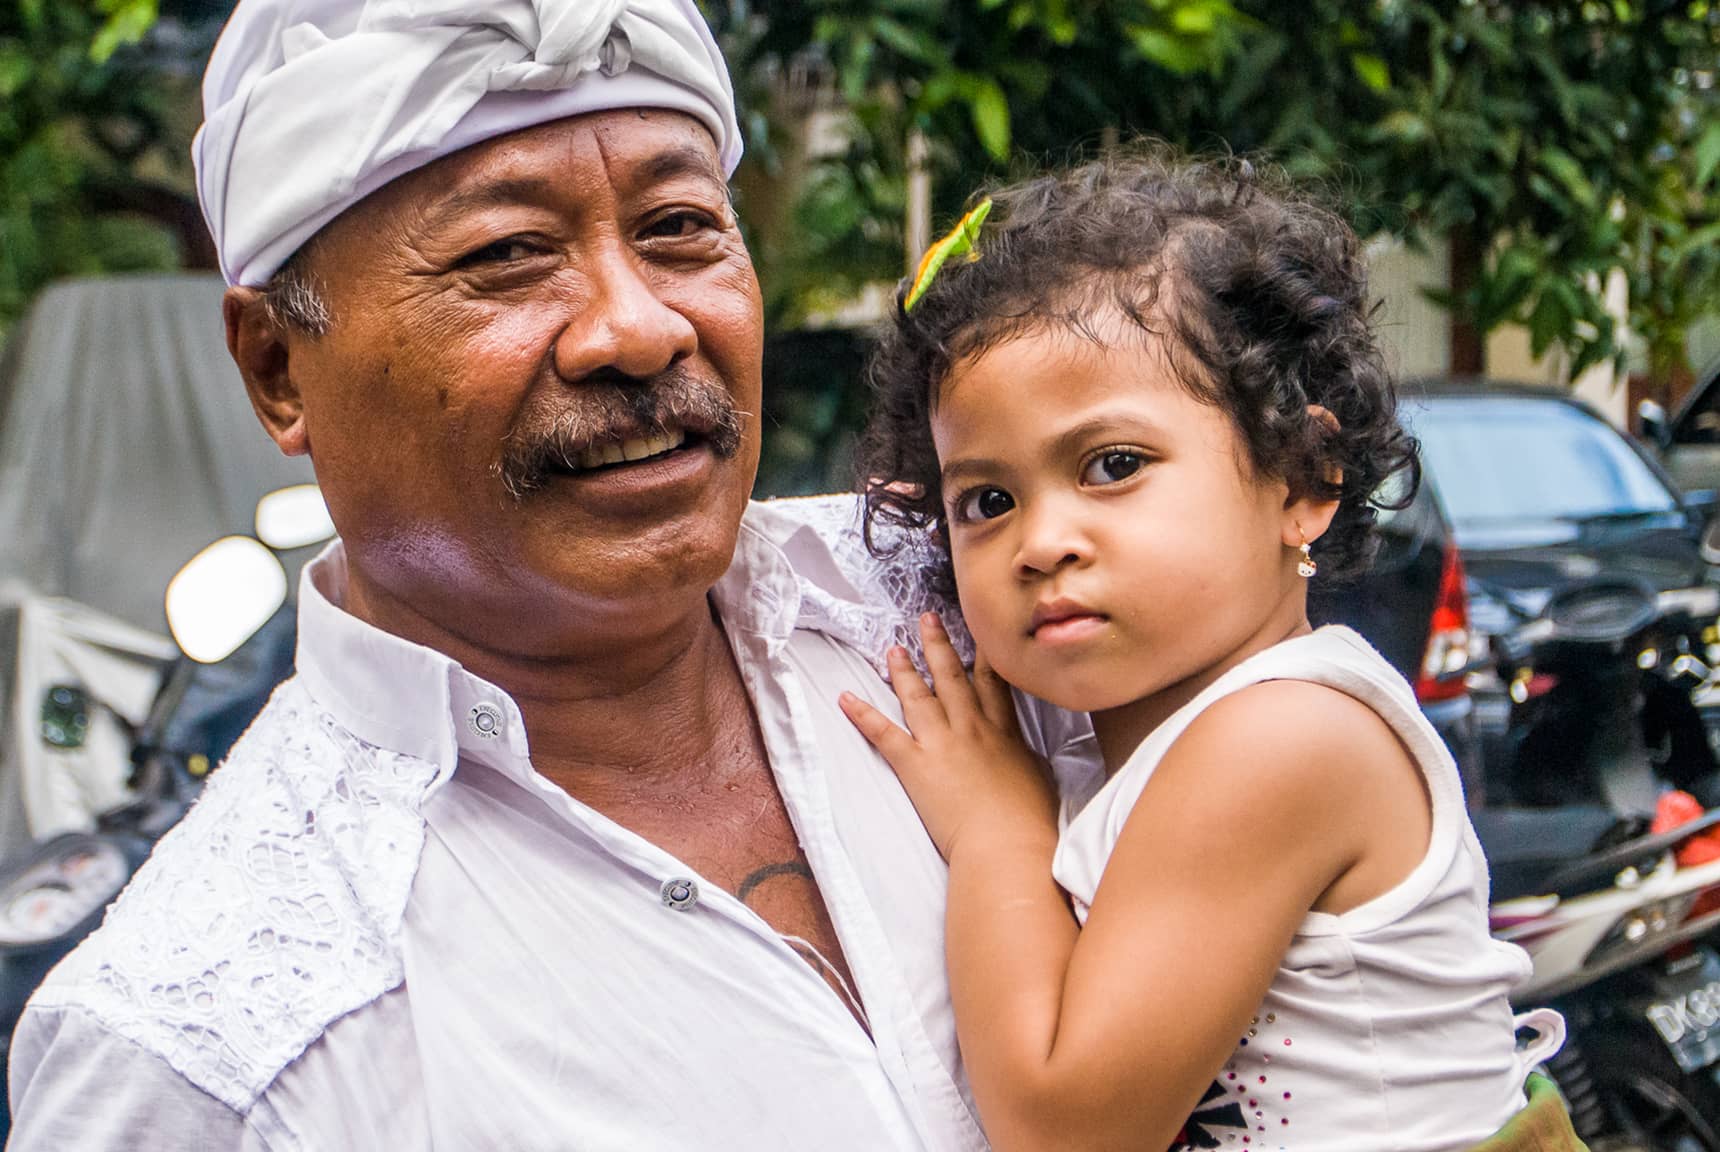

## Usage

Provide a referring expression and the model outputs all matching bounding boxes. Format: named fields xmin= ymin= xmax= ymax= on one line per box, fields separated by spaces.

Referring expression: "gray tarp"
xmin=0 ymin=274 xmax=313 ymax=851
xmin=0 ymin=274 xmax=312 ymax=630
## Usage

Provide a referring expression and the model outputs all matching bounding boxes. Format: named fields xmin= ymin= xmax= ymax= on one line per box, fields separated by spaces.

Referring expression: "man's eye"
xmin=456 ymin=238 xmax=544 ymax=266
xmin=1080 ymin=451 xmax=1146 ymax=486
xmin=956 ymin=487 xmax=1015 ymax=522
xmin=642 ymin=211 xmax=717 ymax=239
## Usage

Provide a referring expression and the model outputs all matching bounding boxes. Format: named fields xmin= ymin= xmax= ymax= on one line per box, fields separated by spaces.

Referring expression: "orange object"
xmin=1652 ymin=790 xmax=1720 ymax=867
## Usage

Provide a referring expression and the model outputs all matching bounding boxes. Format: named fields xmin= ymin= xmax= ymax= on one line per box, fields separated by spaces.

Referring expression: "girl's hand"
xmin=839 ymin=613 xmax=1057 ymax=860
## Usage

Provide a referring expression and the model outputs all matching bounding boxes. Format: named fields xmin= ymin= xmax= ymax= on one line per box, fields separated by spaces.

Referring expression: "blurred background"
xmin=1 ymin=1 xmax=1717 ymax=493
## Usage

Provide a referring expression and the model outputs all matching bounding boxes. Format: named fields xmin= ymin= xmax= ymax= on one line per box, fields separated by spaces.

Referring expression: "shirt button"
xmin=468 ymin=703 xmax=504 ymax=739
xmin=660 ymin=877 xmax=699 ymax=911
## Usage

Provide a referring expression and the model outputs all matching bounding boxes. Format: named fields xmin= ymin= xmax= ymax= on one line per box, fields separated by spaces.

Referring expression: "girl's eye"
xmin=1081 ymin=451 xmax=1146 ymax=486
xmin=956 ymin=487 xmax=1016 ymax=522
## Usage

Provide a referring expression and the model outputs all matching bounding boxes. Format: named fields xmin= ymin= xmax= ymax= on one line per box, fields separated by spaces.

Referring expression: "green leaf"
xmin=0 ymin=47 xmax=34 ymax=100
xmin=1127 ymin=26 xmax=1209 ymax=75
xmin=1217 ymin=31 xmax=1286 ymax=120
xmin=967 ymin=79 xmax=1011 ymax=161
xmin=1696 ymin=121 xmax=1720 ymax=190
xmin=1567 ymin=329 xmax=1617 ymax=382
xmin=1350 ymin=52 xmax=1389 ymax=93
xmin=90 ymin=0 xmax=158 ymax=64
xmin=870 ymin=16 xmax=944 ymax=66
xmin=1673 ymin=221 xmax=1720 ymax=265
xmin=917 ymin=70 xmax=962 ymax=112
xmin=839 ymin=33 xmax=875 ymax=104
xmin=1171 ymin=5 xmax=1217 ymax=35
xmin=1373 ymin=110 xmax=1429 ymax=144
xmin=1526 ymin=289 xmax=1569 ymax=359
xmin=1430 ymin=45 xmax=1452 ymax=100
xmin=1539 ymin=148 xmax=1595 ymax=208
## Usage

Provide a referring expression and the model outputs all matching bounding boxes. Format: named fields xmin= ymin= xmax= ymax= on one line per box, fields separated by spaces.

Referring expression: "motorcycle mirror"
xmin=1703 ymin=516 xmax=1720 ymax=567
xmin=254 ymin=484 xmax=336 ymax=552
xmin=165 ymin=537 xmax=288 ymax=664
xmin=1638 ymin=398 xmax=1671 ymax=449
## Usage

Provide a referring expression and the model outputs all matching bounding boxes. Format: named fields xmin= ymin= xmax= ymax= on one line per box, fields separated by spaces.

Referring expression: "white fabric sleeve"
xmin=749 ymin=496 xmax=1101 ymax=782
xmin=8 ymin=1004 xmax=269 ymax=1151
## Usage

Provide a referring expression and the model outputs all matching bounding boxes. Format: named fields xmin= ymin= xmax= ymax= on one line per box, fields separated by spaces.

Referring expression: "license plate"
xmin=1645 ymin=951 xmax=1720 ymax=1073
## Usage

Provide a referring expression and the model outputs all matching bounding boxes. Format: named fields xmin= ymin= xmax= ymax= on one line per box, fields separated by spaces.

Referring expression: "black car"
xmin=1309 ymin=459 xmax=1483 ymax=799
xmin=1401 ymin=380 xmax=1720 ymax=803
xmin=1639 ymin=349 xmax=1720 ymax=501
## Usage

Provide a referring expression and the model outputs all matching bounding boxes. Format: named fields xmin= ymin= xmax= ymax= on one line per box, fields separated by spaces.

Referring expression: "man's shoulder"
xmin=24 ymin=676 xmax=438 ymax=1113
xmin=744 ymin=495 xmax=973 ymax=672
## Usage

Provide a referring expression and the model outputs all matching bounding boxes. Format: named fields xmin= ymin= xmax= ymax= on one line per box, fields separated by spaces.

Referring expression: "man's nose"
xmin=552 ymin=248 xmax=698 ymax=381
xmin=1012 ymin=500 xmax=1094 ymax=577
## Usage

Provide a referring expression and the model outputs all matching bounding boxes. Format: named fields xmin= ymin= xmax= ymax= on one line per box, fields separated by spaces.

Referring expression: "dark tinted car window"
xmin=1410 ymin=396 xmax=1678 ymax=548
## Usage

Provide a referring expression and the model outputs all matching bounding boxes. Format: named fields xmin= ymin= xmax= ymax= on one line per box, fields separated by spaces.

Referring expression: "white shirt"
xmin=1055 ymin=627 xmax=1560 ymax=1152
xmin=9 ymin=497 xmax=1047 ymax=1152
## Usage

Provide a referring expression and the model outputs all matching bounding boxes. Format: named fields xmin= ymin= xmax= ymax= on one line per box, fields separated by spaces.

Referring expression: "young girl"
xmin=837 ymin=150 xmax=1575 ymax=1152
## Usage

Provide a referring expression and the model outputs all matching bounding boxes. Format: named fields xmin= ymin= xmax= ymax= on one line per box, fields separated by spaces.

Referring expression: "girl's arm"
xmin=841 ymin=616 xmax=1425 ymax=1152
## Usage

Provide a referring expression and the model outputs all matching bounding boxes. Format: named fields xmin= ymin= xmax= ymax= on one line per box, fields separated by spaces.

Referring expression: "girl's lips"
xmin=1030 ymin=613 xmax=1109 ymax=645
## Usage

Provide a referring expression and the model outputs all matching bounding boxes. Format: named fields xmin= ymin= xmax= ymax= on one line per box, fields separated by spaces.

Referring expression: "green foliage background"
xmin=1 ymin=1 xmax=180 ymax=332
xmin=723 ymin=2 xmax=1716 ymax=368
xmin=1 ymin=1 xmax=1715 ymax=493
xmin=707 ymin=0 xmax=1719 ymax=491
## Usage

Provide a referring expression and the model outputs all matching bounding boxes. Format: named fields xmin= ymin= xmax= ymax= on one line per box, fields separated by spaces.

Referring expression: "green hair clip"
xmin=903 ymin=198 xmax=993 ymax=312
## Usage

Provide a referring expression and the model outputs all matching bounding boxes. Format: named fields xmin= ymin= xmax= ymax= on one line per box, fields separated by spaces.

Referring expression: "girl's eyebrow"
xmin=1045 ymin=413 xmax=1163 ymax=457
xmin=939 ymin=412 xmax=1164 ymax=486
xmin=939 ymin=455 xmax=1005 ymax=486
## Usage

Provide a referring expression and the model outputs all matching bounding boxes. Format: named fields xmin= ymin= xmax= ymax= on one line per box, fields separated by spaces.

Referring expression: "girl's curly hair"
xmin=857 ymin=143 xmax=1419 ymax=589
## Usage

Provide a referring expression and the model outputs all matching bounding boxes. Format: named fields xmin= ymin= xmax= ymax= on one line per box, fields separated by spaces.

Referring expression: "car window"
xmin=1408 ymin=395 xmax=1678 ymax=548
xmin=1674 ymin=375 xmax=1720 ymax=444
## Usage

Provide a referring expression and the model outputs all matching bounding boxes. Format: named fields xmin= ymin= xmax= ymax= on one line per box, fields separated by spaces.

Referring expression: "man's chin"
xmin=524 ymin=491 xmax=747 ymax=600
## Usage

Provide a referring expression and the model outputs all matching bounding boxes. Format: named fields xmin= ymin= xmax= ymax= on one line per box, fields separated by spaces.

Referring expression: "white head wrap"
xmin=195 ymin=0 xmax=742 ymax=286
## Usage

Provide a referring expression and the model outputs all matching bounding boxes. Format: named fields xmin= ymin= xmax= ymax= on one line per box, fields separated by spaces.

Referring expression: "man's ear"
xmin=224 ymin=287 xmax=310 ymax=457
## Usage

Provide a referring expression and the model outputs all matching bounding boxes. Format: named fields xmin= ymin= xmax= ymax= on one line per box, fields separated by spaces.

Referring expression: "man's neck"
xmin=342 ymin=566 xmax=746 ymax=788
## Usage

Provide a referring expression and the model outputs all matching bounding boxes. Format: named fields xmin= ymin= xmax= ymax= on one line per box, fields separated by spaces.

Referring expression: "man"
xmin=6 ymin=2 xmax=1075 ymax=1147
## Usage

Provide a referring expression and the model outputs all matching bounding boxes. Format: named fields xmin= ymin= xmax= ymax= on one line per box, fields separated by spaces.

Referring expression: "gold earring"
xmin=1297 ymin=534 xmax=1317 ymax=579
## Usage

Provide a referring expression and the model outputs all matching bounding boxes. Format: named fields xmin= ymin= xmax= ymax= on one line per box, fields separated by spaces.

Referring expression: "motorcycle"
xmin=1491 ymin=805 xmax=1720 ymax=1150
xmin=0 ymin=485 xmax=332 ymax=1134
xmin=1467 ymin=576 xmax=1720 ymax=1149
xmin=1475 ymin=575 xmax=1720 ymax=818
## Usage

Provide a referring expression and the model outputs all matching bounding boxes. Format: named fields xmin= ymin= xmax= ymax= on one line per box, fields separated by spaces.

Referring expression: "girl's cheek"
xmin=951 ymin=555 xmax=1017 ymax=659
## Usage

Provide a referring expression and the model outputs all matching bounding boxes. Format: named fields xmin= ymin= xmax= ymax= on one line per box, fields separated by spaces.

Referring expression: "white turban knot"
xmin=195 ymin=0 xmax=742 ymax=286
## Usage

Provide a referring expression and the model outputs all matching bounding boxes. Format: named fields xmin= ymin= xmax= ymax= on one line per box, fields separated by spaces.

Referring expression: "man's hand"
xmin=840 ymin=613 xmax=1057 ymax=860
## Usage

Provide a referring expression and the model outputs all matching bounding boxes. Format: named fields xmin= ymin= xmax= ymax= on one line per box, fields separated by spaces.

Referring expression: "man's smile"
xmin=560 ymin=426 xmax=688 ymax=473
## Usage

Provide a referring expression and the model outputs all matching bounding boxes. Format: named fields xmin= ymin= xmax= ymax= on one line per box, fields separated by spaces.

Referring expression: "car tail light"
xmin=1416 ymin=547 xmax=1471 ymax=704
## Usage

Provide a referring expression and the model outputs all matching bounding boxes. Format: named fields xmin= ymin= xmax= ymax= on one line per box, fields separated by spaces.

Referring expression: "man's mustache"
xmin=495 ymin=367 xmax=746 ymax=500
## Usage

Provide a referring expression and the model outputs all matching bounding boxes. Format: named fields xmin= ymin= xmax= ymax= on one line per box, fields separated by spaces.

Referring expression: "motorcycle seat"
xmin=1472 ymin=805 xmax=1630 ymax=902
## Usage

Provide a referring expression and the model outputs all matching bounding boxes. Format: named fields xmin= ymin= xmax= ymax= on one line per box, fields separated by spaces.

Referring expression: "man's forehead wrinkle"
xmin=589 ymin=110 xmax=723 ymax=190
xmin=632 ymin=143 xmax=725 ymax=191
xmin=417 ymin=175 xmax=576 ymax=232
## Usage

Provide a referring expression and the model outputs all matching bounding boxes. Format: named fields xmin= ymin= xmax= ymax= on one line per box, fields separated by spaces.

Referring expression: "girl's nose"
xmin=1012 ymin=504 xmax=1093 ymax=577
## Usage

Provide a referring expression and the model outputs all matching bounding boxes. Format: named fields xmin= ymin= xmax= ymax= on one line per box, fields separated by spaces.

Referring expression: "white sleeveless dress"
xmin=1051 ymin=626 xmax=1562 ymax=1152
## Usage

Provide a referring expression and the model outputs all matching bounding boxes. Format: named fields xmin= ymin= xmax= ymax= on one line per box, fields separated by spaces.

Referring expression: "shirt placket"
xmin=740 ymin=640 xmax=990 ymax=1152
xmin=448 ymin=673 xmax=905 ymax=1046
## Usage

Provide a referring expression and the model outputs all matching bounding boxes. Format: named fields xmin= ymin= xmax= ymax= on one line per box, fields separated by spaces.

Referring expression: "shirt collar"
xmin=293 ymin=505 xmax=818 ymax=783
